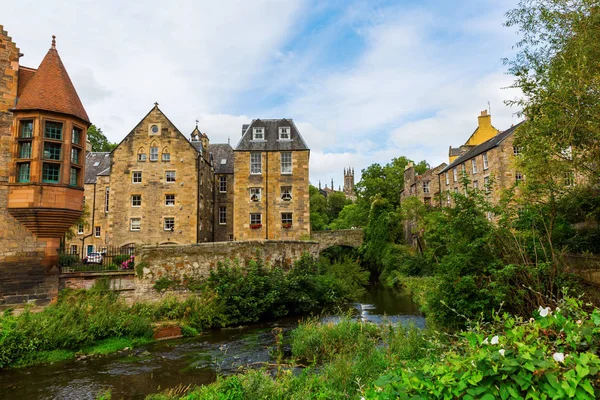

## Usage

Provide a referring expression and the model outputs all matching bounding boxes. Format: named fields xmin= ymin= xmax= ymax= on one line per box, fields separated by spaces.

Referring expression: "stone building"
xmin=438 ymin=122 xmax=524 ymax=206
xmin=233 ymin=119 xmax=310 ymax=240
xmin=208 ymin=142 xmax=234 ymax=242
xmin=1 ymin=27 xmax=88 ymax=305
xmin=448 ymin=110 xmax=500 ymax=163
xmin=400 ymin=162 xmax=447 ymax=207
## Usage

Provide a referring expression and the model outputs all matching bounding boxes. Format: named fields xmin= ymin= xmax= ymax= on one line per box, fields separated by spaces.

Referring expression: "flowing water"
xmin=0 ymin=285 xmax=423 ymax=400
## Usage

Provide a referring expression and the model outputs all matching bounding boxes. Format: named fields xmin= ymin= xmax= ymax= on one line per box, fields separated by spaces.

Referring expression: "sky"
xmin=5 ymin=0 xmax=523 ymax=188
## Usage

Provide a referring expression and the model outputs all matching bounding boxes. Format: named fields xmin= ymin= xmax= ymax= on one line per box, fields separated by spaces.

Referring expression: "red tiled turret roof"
xmin=13 ymin=36 xmax=89 ymax=123
xmin=17 ymin=66 xmax=37 ymax=96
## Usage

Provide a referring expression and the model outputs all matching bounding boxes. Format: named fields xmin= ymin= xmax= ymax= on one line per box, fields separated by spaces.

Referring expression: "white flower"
xmin=553 ymin=352 xmax=565 ymax=363
xmin=499 ymin=349 xmax=505 ymax=356
xmin=576 ymin=320 xmax=583 ymax=325
xmin=538 ymin=306 xmax=551 ymax=317
xmin=555 ymin=307 xmax=560 ymax=313
xmin=482 ymin=337 xmax=489 ymax=345
xmin=491 ymin=336 xmax=499 ymax=345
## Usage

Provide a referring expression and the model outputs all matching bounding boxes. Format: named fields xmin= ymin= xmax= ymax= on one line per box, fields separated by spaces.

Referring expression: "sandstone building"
xmin=233 ymin=119 xmax=310 ymax=241
xmin=1 ymin=27 xmax=88 ymax=305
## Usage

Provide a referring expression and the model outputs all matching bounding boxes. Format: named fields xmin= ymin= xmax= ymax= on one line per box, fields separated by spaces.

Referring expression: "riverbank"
xmin=146 ymin=295 xmax=600 ymax=399
xmin=0 ymin=254 xmax=369 ymax=370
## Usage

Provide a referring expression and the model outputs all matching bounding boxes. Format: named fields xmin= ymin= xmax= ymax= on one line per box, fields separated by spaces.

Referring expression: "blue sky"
xmin=5 ymin=0 xmax=522 ymax=188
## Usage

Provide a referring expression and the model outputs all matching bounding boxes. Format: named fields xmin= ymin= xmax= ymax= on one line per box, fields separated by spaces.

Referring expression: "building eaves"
xmin=439 ymin=122 xmax=524 ymax=174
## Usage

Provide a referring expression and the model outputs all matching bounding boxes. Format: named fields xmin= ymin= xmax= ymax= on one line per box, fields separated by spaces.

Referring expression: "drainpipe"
xmin=265 ymin=152 xmax=269 ymax=240
xmin=81 ymin=182 xmax=97 ymax=259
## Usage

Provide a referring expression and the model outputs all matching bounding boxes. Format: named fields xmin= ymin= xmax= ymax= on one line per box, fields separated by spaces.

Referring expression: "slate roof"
xmin=84 ymin=152 xmax=111 ymax=184
xmin=13 ymin=39 xmax=90 ymax=123
xmin=449 ymin=147 xmax=462 ymax=157
xmin=208 ymin=143 xmax=234 ymax=174
xmin=439 ymin=122 xmax=524 ymax=174
xmin=235 ymin=119 xmax=309 ymax=152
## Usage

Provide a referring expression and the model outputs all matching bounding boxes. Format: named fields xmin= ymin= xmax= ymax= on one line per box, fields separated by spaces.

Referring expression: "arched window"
xmin=149 ymin=141 xmax=158 ymax=161
xmin=162 ymin=147 xmax=171 ymax=162
xmin=137 ymin=147 xmax=146 ymax=161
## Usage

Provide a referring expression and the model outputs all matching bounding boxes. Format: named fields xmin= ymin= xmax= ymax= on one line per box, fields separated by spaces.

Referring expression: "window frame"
xmin=43 ymin=142 xmax=62 ymax=161
xmin=130 ymin=218 xmax=141 ymax=231
xmin=165 ymin=170 xmax=176 ymax=183
xmin=445 ymin=172 xmax=449 ymax=185
xmin=453 ymin=168 xmax=458 ymax=182
xmin=20 ymin=120 xmax=34 ymax=138
xmin=219 ymin=206 xmax=227 ymax=225
xmin=70 ymin=167 xmax=79 ymax=187
xmin=94 ymin=226 xmax=101 ymax=238
xmin=72 ymin=126 xmax=82 ymax=145
xmin=280 ymin=152 xmax=292 ymax=174
xmin=42 ymin=163 xmax=61 ymax=183
xmin=78 ymin=224 xmax=84 ymax=235
xmin=250 ymin=213 xmax=262 ymax=226
xmin=150 ymin=147 xmax=159 ymax=161
xmin=423 ymin=181 xmax=430 ymax=194
xmin=278 ymin=126 xmax=291 ymax=140
xmin=482 ymin=153 xmax=489 ymax=170
xmin=252 ymin=127 xmax=265 ymax=141
xmin=19 ymin=141 xmax=32 ymax=159
xmin=250 ymin=187 xmax=262 ymax=202
xmin=44 ymin=121 xmax=63 ymax=140
xmin=17 ymin=162 xmax=30 ymax=183
xmin=281 ymin=212 xmax=293 ymax=226
xmin=250 ymin=152 xmax=262 ymax=174
xmin=132 ymin=171 xmax=142 ymax=184
xmin=281 ymin=186 xmax=292 ymax=201
xmin=165 ymin=194 xmax=175 ymax=206
xmin=219 ymin=176 xmax=227 ymax=193
xmin=472 ymin=159 xmax=477 ymax=174
xmin=131 ymin=194 xmax=142 ymax=207
xmin=164 ymin=217 xmax=175 ymax=231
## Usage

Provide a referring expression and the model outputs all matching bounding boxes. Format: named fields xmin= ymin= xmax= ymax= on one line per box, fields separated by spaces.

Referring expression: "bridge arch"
xmin=311 ymin=229 xmax=363 ymax=254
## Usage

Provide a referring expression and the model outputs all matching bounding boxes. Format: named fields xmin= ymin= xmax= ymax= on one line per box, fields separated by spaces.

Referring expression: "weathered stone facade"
xmin=233 ymin=119 xmax=310 ymax=241
xmin=400 ymin=162 xmax=447 ymax=207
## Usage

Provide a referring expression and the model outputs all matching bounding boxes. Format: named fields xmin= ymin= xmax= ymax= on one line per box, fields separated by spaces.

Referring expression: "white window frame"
xmin=483 ymin=153 xmax=489 ymax=170
xmin=250 ymin=187 xmax=262 ymax=202
xmin=484 ymin=176 xmax=491 ymax=193
xmin=131 ymin=194 xmax=142 ymax=207
xmin=423 ymin=181 xmax=430 ymax=194
xmin=472 ymin=159 xmax=478 ymax=174
xmin=138 ymin=153 xmax=147 ymax=161
xmin=250 ymin=152 xmax=262 ymax=174
xmin=250 ymin=213 xmax=262 ymax=225
xmin=164 ymin=217 xmax=175 ymax=231
xmin=281 ymin=152 xmax=292 ymax=174
xmin=515 ymin=172 xmax=523 ymax=183
xmin=150 ymin=147 xmax=159 ymax=161
xmin=445 ymin=172 xmax=449 ymax=185
xmin=281 ymin=186 xmax=292 ymax=201
xmin=130 ymin=218 xmax=141 ymax=231
xmin=162 ymin=152 xmax=171 ymax=162
xmin=252 ymin=127 xmax=264 ymax=141
xmin=78 ymin=224 xmax=84 ymax=234
xmin=278 ymin=127 xmax=291 ymax=140
xmin=219 ymin=176 xmax=227 ymax=193
xmin=166 ymin=170 xmax=176 ymax=183
xmin=165 ymin=194 xmax=175 ymax=206
xmin=70 ymin=244 xmax=78 ymax=255
xmin=94 ymin=226 xmax=101 ymax=237
xmin=453 ymin=168 xmax=457 ymax=182
xmin=473 ymin=180 xmax=479 ymax=189
xmin=513 ymin=146 xmax=521 ymax=157
xmin=281 ymin=212 xmax=293 ymax=225
xmin=219 ymin=206 xmax=227 ymax=225
xmin=132 ymin=171 xmax=142 ymax=183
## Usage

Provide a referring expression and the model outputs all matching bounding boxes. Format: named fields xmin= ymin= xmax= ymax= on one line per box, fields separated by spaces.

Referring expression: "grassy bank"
xmin=0 ymin=254 xmax=368 ymax=370
xmin=146 ymin=296 xmax=600 ymax=399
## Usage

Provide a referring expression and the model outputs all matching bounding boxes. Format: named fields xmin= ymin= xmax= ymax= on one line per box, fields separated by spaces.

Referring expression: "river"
xmin=0 ymin=285 xmax=423 ymax=400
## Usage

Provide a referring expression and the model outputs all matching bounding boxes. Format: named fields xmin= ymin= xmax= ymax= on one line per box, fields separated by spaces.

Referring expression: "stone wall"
xmin=311 ymin=229 xmax=363 ymax=252
xmin=132 ymin=240 xmax=319 ymax=301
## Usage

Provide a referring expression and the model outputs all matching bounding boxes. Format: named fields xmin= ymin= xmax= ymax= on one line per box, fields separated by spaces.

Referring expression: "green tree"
xmin=87 ymin=124 xmax=117 ymax=152
xmin=309 ymin=185 xmax=328 ymax=231
xmin=329 ymin=200 xmax=370 ymax=229
xmin=326 ymin=191 xmax=351 ymax=222
xmin=505 ymin=0 xmax=600 ymax=183
xmin=355 ymin=157 xmax=428 ymax=207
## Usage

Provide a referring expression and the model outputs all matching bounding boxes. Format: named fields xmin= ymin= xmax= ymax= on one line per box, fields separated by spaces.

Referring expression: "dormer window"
xmin=252 ymin=127 xmax=264 ymax=140
xmin=279 ymin=127 xmax=291 ymax=140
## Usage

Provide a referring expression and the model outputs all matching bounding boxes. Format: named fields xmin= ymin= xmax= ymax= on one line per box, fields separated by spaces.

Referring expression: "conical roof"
xmin=13 ymin=36 xmax=89 ymax=123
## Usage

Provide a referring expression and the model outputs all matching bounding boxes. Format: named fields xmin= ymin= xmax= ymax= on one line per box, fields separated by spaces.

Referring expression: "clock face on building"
xmin=151 ymin=125 xmax=159 ymax=134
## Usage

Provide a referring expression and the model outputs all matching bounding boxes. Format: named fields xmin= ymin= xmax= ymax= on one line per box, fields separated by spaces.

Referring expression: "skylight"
xmin=221 ymin=159 xmax=227 ymax=165
xmin=93 ymin=161 xmax=100 ymax=167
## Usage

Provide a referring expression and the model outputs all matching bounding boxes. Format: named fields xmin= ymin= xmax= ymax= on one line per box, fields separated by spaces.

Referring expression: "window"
xmin=483 ymin=153 xmax=489 ymax=170
xmin=281 ymin=212 xmax=292 ymax=226
xmin=72 ymin=127 xmax=81 ymax=145
xmin=20 ymin=120 xmax=33 ymax=138
xmin=70 ymin=167 xmax=79 ymax=186
xmin=94 ymin=226 xmax=101 ymax=237
xmin=219 ymin=206 xmax=227 ymax=224
xmin=17 ymin=163 xmax=30 ymax=182
xmin=447 ymin=193 xmax=451 ymax=205
xmin=250 ymin=213 xmax=262 ymax=226
xmin=44 ymin=142 xmax=61 ymax=160
xmin=71 ymin=148 xmax=80 ymax=164
xmin=454 ymin=187 xmax=459 ymax=193
xmin=138 ymin=153 xmax=146 ymax=161
xmin=281 ymin=152 xmax=292 ymax=174
xmin=70 ymin=245 xmax=78 ymax=255
xmin=250 ymin=187 xmax=262 ymax=202
xmin=513 ymin=146 xmax=522 ymax=156
xmin=131 ymin=194 xmax=142 ymax=207
xmin=164 ymin=217 xmax=175 ymax=231
xmin=472 ymin=159 xmax=478 ymax=174
xmin=281 ymin=186 xmax=292 ymax=201
xmin=279 ymin=127 xmax=291 ymax=140
xmin=44 ymin=121 xmax=63 ymax=140
xmin=484 ymin=177 xmax=491 ymax=194
xmin=423 ymin=181 xmax=430 ymax=194
xmin=219 ymin=176 xmax=227 ymax=192
xmin=150 ymin=147 xmax=159 ymax=161
xmin=165 ymin=194 xmax=175 ymax=206
xmin=515 ymin=172 xmax=523 ymax=183
xmin=473 ymin=180 xmax=479 ymax=189
xmin=252 ymin=127 xmax=264 ymax=140
xmin=162 ymin=150 xmax=170 ymax=162
xmin=564 ymin=172 xmax=574 ymax=187
xmin=453 ymin=168 xmax=458 ymax=182
xmin=250 ymin=152 xmax=262 ymax=174
xmin=104 ymin=187 xmax=109 ymax=211
xmin=19 ymin=142 xmax=32 ymax=159
xmin=166 ymin=171 xmax=176 ymax=183
xmin=150 ymin=124 xmax=160 ymax=135
xmin=132 ymin=171 xmax=142 ymax=183
xmin=130 ymin=218 xmax=141 ymax=231
xmin=445 ymin=172 xmax=449 ymax=185
xmin=42 ymin=163 xmax=60 ymax=183
xmin=229 ymin=234 xmax=234 ymax=242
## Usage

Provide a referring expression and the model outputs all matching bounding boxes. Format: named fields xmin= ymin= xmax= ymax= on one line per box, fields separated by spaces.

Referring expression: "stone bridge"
xmin=311 ymin=229 xmax=364 ymax=252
